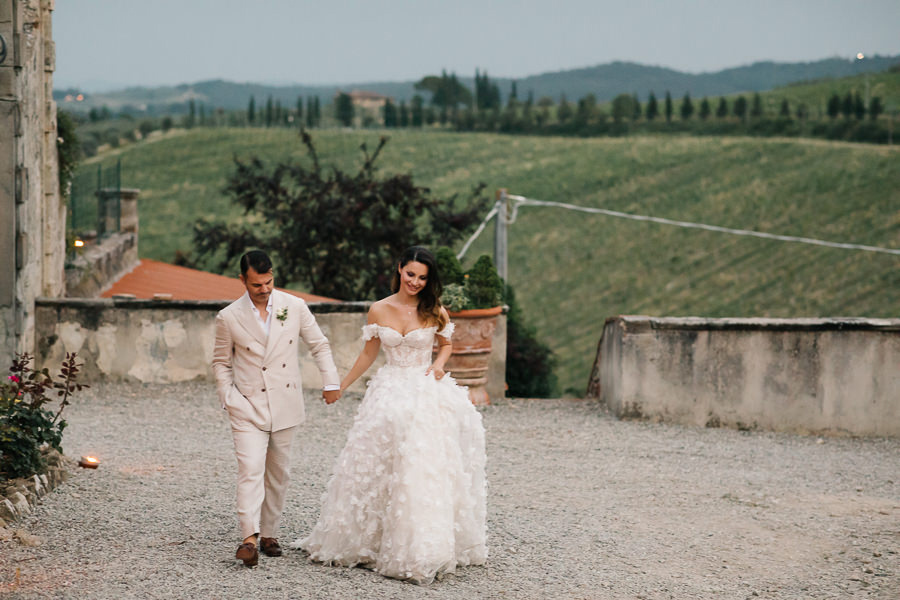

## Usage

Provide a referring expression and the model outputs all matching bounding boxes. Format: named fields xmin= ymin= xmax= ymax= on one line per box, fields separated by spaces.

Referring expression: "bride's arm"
xmin=340 ymin=337 xmax=380 ymax=392
xmin=340 ymin=305 xmax=382 ymax=392
xmin=426 ymin=308 xmax=453 ymax=380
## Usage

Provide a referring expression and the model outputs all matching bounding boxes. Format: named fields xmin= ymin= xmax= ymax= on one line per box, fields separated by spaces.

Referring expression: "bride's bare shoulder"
xmin=368 ymin=298 xmax=392 ymax=322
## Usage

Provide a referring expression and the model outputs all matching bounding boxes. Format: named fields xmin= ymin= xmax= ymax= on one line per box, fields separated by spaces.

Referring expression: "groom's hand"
xmin=323 ymin=389 xmax=341 ymax=404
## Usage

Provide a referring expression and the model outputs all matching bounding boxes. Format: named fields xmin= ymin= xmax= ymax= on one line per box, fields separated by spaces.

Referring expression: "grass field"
xmin=73 ymin=128 xmax=900 ymax=393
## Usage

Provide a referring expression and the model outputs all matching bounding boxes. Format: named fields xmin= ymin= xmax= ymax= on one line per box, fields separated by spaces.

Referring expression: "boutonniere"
xmin=276 ymin=307 xmax=288 ymax=325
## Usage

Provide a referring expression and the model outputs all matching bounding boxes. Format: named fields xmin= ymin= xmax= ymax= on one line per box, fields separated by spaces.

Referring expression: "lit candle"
xmin=78 ymin=456 xmax=100 ymax=469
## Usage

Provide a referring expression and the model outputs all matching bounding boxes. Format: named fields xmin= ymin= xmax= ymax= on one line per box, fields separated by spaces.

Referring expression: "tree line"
xmin=69 ymin=68 xmax=897 ymax=157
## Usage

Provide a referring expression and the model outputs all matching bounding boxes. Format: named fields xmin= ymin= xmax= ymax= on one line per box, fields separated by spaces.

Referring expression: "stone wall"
xmin=35 ymin=298 xmax=508 ymax=400
xmin=64 ymin=230 xmax=138 ymax=298
xmin=0 ymin=0 xmax=64 ymax=369
xmin=589 ymin=316 xmax=900 ymax=436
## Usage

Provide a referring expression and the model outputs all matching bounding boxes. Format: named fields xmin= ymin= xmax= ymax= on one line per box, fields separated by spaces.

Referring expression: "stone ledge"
xmin=0 ymin=448 xmax=75 ymax=529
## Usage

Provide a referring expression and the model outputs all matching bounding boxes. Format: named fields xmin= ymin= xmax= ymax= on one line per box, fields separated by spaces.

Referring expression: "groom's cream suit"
xmin=213 ymin=289 xmax=339 ymax=540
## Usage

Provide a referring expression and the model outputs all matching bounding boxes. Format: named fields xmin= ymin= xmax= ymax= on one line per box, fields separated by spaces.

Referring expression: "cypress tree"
xmin=680 ymin=93 xmax=694 ymax=120
xmin=557 ymin=94 xmax=573 ymax=123
xmin=411 ymin=95 xmax=424 ymax=127
xmin=750 ymin=93 xmax=763 ymax=118
xmin=383 ymin=99 xmax=398 ymax=127
xmin=733 ymin=96 xmax=747 ymax=121
xmin=779 ymin=98 xmax=790 ymax=117
xmin=715 ymin=97 xmax=728 ymax=118
xmin=664 ymin=91 xmax=673 ymax=122
xmin=699 ymin=97 xmax=711 ymax=120
xmin=335 ymin=92 xmax=354 ymax=127
xmin=841 ymin=92 xmax=853 ymax=118
xmin=869 ymin=97 xmax=883 ymax=120
xmin=646 ymin=92 xmax=658 ymax=121
xmin=853 ymin=92 xmax=866 ymax=119
xmin=826 ymin=93 xmax=841 ymax=119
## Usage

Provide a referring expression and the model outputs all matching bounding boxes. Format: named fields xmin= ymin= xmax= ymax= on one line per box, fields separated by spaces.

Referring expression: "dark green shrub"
xmin=465 ymin=254 xmax=503 ymax=308
xmin=503 ymin=284 xmax=557 ymax=397
xmin=435 ymin=246 xmax=465 ymax=285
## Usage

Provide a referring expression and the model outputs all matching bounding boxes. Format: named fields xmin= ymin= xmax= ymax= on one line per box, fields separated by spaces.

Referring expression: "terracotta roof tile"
xmin=101 ymin=259 xmax=337 ymax=303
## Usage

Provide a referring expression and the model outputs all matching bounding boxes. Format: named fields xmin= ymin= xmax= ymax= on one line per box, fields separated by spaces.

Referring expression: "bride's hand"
xmin=425 ymin=364 xmax=446 ymax=380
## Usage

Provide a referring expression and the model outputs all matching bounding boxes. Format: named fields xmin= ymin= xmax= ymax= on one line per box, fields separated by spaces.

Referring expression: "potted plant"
xmin=435 ymin=249 xmax=504 ymax=405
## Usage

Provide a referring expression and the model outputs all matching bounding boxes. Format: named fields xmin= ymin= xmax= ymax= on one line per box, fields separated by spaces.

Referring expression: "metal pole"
xmin=494 ymin=188 xmax=508 ymax=282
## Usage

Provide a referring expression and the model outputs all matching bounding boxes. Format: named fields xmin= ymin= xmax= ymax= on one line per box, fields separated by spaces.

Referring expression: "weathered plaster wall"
xmin=0 ymin=0 xmax=63 ymax=369
xmin=590 ymin=316 xmax=900 ymax=436
xmin=35 ymin=299 xmax=508 ymax=400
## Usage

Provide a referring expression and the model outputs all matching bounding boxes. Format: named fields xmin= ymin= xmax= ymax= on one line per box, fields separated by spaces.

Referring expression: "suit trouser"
xmin=231 ymin=425 xmax=297 ymax=539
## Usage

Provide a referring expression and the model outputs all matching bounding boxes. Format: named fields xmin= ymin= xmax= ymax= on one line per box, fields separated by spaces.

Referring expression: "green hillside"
xmin=73 ymin=128 xmax=900 ymax=393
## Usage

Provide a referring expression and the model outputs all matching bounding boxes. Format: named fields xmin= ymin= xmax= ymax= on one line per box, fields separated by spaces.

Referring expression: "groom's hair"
xmin=240 ymin=250 xmax=273 ymax=276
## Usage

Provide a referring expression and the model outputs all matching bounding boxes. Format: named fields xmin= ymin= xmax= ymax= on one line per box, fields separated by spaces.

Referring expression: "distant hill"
xmin=55 ymin=55 xmax=900 ymax=115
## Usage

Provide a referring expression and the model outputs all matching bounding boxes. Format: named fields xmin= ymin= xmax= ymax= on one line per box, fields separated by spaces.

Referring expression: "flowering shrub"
xmin=0 ymin=353 xmax=88 ymax=480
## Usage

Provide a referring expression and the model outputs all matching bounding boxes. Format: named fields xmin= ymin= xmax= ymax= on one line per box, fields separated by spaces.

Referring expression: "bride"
xmin=293 ymin=246 xmax=487 ymax=584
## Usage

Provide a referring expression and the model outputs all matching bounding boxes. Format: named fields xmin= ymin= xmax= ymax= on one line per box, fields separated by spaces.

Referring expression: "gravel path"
xmin=1 ymin=382 xmax=898 ymax=599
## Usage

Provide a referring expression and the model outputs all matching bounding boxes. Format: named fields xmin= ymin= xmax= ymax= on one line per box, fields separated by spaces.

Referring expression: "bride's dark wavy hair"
xmin=391 ymin=246 xmax=448 ymax=330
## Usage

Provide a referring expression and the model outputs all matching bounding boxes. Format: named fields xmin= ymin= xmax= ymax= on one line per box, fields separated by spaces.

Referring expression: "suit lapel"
xmin=235 ymin=293 xmax=268 ymax=347
xmin=264 ymin=291 xmax=283 ymax=360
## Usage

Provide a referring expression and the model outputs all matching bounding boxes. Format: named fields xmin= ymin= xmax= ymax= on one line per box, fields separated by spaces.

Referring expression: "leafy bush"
xmin=503 ymin=285 xmax=556 ymax=398
xmin=436 ymin=252 xmax=503 ymax=311
xmin=0 ymin=353 xmax=88 ymax=480
xmin=465 ymin=255 xmax=503 ymax=309
xmin=435 ymin=246 xmax=465 ymax=285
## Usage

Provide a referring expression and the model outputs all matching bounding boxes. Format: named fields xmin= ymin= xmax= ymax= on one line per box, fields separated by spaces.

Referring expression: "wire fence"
xmin=458 ymin=192 xmax=900 ymax=261
xmin=68 ymin=159 xmax=122 ymax=238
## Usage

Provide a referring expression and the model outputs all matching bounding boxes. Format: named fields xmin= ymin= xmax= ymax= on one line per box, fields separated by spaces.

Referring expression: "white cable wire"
xmin=499 ymin=194 xmax=900 ymax=257
xmin=456 ymin=202 xmax=500 ymax=260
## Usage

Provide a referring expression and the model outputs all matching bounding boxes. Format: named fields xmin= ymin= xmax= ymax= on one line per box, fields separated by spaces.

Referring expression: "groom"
xmin=212 ymin=250 xmax=341 ymax=567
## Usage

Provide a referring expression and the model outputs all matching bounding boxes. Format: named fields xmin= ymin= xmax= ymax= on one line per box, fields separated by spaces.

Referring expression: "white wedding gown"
xmin=294 ymin=322 xmax=487 ymax=584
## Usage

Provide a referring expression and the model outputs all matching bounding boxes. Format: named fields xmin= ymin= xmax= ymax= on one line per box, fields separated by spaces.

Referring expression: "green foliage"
xmin=680 ymin=93 xmax=694 ymax=120
xmin=436 ymin=252 xmax=502 ymax=310
xmin=416 ymin=71 xmax=473 ymax=110
xmin=465 ymin=255 xmax=503 ymax=309
xmin=441 ymin=283 xmax=469 ymax=312
xmin=435 ymin=246 xmax=465 ymax=285
xmin=0 ymin=353 xmax=87 ymax=480
xmin=646 ymin=92 xmax=658 ymax=120
xmin=335 ymin=93 xmax=354 ymax=127
xmin=56 ymin=110 xmax=81 ymax=198
xmin=383 ymin=99 xmax=398 ymax=127
xmin=611 ymin=94 xmax=635 ymax=123
xmin=503 ymin=284 xmax=557 ymax=398
xmin=189 ymin=131 xmax=489 ymax=299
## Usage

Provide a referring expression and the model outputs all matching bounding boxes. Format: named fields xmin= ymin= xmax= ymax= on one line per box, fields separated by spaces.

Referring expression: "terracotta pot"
xmin=436 ymin=305 xmax=502 ymax=405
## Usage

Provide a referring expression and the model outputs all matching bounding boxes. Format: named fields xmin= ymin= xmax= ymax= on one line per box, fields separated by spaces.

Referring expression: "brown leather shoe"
xmin=259 ymin=537 xmax=283 ymax=557
xmin=235 ymin=542 xmax=258 ymax=566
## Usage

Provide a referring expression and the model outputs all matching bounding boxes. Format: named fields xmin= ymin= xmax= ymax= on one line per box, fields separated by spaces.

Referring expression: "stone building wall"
xmin=0 ymin=0 xmax=64 ymax=369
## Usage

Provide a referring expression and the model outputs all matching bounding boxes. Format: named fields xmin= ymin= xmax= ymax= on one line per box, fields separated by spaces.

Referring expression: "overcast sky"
xmin=53 ymin=0 xmax=900 ymax=91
